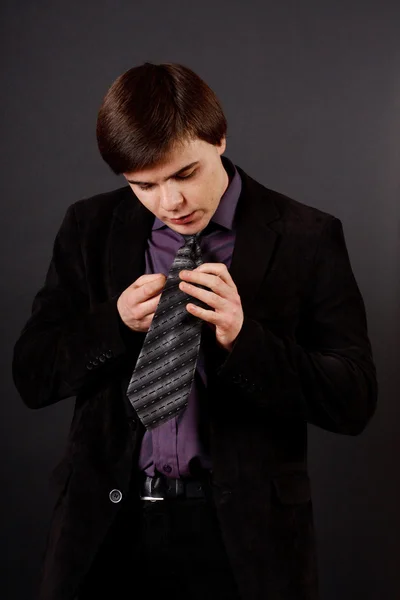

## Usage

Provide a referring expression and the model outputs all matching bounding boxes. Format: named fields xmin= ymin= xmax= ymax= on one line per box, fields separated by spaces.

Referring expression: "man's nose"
xmin=159 ymin=184 xmax=183 ymax=212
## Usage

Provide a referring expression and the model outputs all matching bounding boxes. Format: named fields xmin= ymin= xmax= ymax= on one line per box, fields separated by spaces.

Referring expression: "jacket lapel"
xmin=107 ymin=165 xmax=281 ymax=315
xmin=107 ymin=187 xmax=155 ymax=299
xmin=227 ymin=165 xmax=280 ymax=314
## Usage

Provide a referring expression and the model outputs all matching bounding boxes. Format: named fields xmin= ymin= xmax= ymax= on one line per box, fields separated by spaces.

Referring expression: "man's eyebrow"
xmin=126 ymin=161 xmax=199 ymax=185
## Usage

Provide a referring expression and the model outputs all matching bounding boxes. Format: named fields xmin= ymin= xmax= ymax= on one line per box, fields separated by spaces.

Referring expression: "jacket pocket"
xmin=271 ymin=472 xmax=311 ymax=505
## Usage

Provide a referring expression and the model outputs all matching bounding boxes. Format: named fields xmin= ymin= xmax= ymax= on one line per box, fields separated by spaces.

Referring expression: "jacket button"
xmin=86 ymin=362 xmax=94 ymax=370
xmin=92 ymin=359 xmax=99 ymax=367
xmin=109 ymin=489 xmax=122 ymax=503
xmin=99 ymin=354 xmax=106 ymax=363
xmin=105 ymin=350 xmax=114 ymax=359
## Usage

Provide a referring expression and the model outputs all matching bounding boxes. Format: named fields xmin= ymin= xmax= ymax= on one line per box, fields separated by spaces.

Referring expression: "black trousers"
xmin=78 ymin=491 xmax=241 ymax=599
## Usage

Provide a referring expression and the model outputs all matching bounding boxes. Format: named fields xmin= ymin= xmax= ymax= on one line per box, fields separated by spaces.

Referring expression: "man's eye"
xmin=139 ymin=184 xmax=153 ymax=191
xmin=176 ymin=171 xmax=195 ymax=180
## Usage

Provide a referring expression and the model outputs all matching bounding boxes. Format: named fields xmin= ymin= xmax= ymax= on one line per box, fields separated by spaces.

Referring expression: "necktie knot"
xmin=182 ymin=232 xmax=200 ymax=245
xmin=181 ymin=232 xmax=202 ymax=267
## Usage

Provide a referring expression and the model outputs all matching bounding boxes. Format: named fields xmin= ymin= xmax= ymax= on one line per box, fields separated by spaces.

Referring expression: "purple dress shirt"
xmin=138 ymin=156 xmax=242 ymax=478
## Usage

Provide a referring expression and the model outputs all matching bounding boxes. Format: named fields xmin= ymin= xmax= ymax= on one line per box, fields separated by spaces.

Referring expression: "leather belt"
xmin=139 ymin=472 xmax=211 ymax=501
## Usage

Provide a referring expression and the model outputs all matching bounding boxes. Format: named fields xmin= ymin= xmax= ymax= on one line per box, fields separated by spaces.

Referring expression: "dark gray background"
xmin=2 ymin=1 xmax=399 ymax=598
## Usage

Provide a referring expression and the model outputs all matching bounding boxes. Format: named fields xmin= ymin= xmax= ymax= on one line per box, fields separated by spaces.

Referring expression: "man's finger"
xmin=139 ymin=278 xmax=166 ymax=302
xmin=132 ymin=273 xmax=166 ymax=288
xmin=135 ymin=293 xmax=162 ymax=319
xmin=191 ymin=263 xmax=234 ymax=287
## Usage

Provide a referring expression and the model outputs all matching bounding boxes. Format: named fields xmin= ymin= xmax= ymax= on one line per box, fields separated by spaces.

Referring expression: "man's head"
xmin=96 ymin=62 xmax=229 ymax=233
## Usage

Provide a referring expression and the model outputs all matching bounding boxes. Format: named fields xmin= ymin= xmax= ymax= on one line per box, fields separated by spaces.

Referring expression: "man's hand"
xmin=117 ymin=273 xmax=167 ymax=333
xmin=179 ymin=263 xmax=244 ymax=352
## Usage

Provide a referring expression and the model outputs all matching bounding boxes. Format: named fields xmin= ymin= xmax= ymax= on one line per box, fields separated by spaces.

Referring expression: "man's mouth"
xmin=169 ymin=212 xmax=195 ymax=224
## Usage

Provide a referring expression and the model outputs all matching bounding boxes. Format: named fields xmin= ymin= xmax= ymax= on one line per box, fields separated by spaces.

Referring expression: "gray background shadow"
xmin=1 ymin=1 xmax=399 ymax=598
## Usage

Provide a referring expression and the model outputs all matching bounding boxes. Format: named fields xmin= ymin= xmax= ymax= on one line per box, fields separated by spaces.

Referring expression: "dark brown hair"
xmin=96 ymin=62 xmax=228 ymax=175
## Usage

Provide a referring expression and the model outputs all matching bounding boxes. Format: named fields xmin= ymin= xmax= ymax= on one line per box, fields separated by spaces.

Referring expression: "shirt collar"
xmin=152 ymin=155 xmax=242 ymax=232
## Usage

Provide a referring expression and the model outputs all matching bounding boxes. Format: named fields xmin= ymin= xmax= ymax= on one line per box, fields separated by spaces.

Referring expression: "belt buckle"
xmin=140 ymin=474 xmax=166 ymax=501
xmin=139 ymin=474 xmax=202 ymax=500
xmin=140 ymin=478 xmax=184 ymax=500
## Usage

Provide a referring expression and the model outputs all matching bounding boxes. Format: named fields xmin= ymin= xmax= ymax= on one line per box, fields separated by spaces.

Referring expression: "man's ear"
xmin=217 ymin=136 xmax=227 ymax=155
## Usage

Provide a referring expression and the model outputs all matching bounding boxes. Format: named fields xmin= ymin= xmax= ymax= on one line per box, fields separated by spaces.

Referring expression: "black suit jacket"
xmin=12 ymin=164 xmax=377 ymax=600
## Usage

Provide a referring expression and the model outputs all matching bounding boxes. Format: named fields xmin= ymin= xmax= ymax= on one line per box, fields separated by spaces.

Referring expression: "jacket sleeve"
xmin=216 ymin=217 xmax=378 ymax=435
xmin=12 ymin=203 xmax=144 ymax=409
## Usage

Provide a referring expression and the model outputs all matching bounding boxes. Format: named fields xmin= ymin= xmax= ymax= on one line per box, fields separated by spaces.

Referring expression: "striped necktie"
xmin=126 ymin=233 xmax=207 ymax=430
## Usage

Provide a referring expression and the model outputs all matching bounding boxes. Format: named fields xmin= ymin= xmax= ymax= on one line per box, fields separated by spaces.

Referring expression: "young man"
xmin=12 ymin=62 xmax=377 ymax=600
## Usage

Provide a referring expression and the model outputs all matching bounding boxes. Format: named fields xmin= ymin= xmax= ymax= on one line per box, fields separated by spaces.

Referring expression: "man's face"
xmin=123 ymin=136 xmax=228 ymax=234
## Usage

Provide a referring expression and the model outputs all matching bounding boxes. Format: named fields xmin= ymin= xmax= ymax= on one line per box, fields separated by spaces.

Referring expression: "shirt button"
xmin=109 ymin=489 xmax=122 ymax=503
xmin=163 ymin=465 xmax=172 ymax=474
